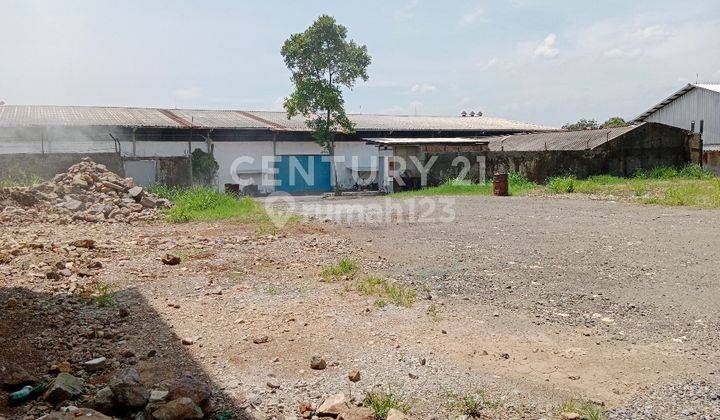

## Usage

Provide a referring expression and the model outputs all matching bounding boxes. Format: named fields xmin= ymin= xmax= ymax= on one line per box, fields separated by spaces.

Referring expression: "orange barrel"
xmin=492 ymin=173 xmax=509 ymax=196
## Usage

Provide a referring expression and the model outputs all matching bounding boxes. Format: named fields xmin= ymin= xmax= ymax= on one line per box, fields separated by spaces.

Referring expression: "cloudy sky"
xmin=1 ymin=0 xmax=719 ymax=127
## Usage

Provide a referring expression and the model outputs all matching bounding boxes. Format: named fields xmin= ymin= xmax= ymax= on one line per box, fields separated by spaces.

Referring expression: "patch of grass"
xmin=542 ymin=165 xmax=720 ymax=209
xmin=320 ymin=258 xmax=358 ymax=281
xmin=392 ymin=172 xmax=539 ymax=197
xmin=557 ymin=399 xmax=606 ymax=420
xmin=0 ymin=174 xmax=43 ymax=188
xmin=363 ymin=389 xmax=412 ymax=419
xmin=150 ymin=186 xmax=271 ymax=224
xmin=92 ymin=282 xmax=117 ymax=307
xmin=548 ymin=176 xmax=576 ymax=193
xmin=445 ymin=389 xmax=497 ymax=418
xmin=355 ymin=277 xmax=415 ymax=307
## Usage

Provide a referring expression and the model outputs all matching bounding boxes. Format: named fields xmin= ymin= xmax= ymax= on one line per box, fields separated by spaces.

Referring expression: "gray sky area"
xmin=1 ymin=0 xmax=718 ymax=127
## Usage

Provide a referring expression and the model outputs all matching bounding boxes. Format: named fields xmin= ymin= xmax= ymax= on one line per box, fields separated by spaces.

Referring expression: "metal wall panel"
xmin=646 ymin=88 xmax=720 ymax=146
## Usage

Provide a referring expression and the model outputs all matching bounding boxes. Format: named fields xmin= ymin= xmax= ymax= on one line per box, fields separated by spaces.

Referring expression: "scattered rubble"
xmin=0 ymin=158 xmax=170 ymax=225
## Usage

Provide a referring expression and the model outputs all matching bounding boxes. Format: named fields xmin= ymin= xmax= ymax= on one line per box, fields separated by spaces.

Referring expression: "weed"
xmin=678 ymin=163 xmax=714 ymax=180
xmin=0 ymin=174 xmax=43 ymax=188
xmin=93 ymin=282 xmax=117 ymax=307
xmin=548 ymin=176 xmax=576 ymax=193
xmin=149 ymin=186 xmax=272 ymax=224
xmin=635 ymin=166 xmax=678 ymax=180
xmin=558 ymin=399 xmax=606 ymax=420
xmin=374 ymin=299 xmax=387 ymax=308
xmin=355 ymin=277 xmax=415 ymax=307
xmin=445 ymin=389 xmax=496 ymax=417
xmin=321 ymin=258 xmax=358 ymax=281
xmin=426 ymin=304 xmax=441 ymax=321
xmin=392 ymin=172 xmax=538 ymax=197
xmin=266 ymin=286 xmax=279 ymax=295
xmin=363 ymin=389 xmax=411 ymax=419
xmin=632 ymin=182 xmax=647 ymax=197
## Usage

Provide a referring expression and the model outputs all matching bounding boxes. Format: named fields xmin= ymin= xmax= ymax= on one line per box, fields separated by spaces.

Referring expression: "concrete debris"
xmin=108 ymin=368 xmax=149 ymax=408
xmin=43 ymin=373 xmax=84 ymax=405
xmin=0 ymin=157 xmax=170 ymax=225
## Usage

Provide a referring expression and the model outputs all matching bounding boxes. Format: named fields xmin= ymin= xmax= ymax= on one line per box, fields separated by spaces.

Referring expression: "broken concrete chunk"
xmin=128 ymin=186 xmax=144 ymax=200
xmin=317 ymin=393 xmax=348 ymax=416
xmin=167 ymin=373 xmax=211 ymax=411
xmin=151 ymin=397 xmax=203 ymax=420
xmin=43 ymin=373 xmax=84 ymax=404
xmin=63 ymin=198 xmax=85 ymax=212
xmin=83 ymin=357 xmax=107 ymax=372
xmin=108 ymin=368 xmax=149 ymax=408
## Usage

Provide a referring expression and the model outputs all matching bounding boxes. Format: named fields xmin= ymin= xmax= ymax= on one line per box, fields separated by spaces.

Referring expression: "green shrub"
xmin=321 ymin=258 xmax=358 ymax=281
xmin=548 ymin=176 xmax=576 ymax=193
xmin=363 ymin=390 xmax=411 ymax=419
xmin=634 ymin=166 xmax=678 ymax=180
xmin=678 ymin=163 xmax=714 ymax=180
xmin=0 ymin=174 xmax=43 ymax=188
xmin=557 ymin=399 xmax=606 ymax=420
xmin=355 ymin=277 xmax=415 ymax=307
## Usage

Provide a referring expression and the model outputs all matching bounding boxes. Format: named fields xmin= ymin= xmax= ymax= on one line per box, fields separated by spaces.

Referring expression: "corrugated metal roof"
xmin=364 ymin=137 xmax=490 ymax=145
xmin=249 ymin=111 xmax=554 ymax=132
xmin=0 ymin=105 xmax=181 ymax=128
xmin=486 ymin=124 xmax=640 ymax=151
xmin=0 ymin=104 xmax=556 ymax=132
xmin=634 ymin=83 xmax=720 ymax=122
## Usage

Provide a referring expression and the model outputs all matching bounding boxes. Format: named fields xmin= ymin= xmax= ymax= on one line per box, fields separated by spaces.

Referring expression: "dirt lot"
xmin=2 ymin=194 xmax=720 ymax=419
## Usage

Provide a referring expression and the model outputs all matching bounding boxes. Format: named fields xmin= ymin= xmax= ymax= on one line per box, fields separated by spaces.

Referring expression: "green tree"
xmin=601 ymin=116 xmax=626 ymax=128
xmin=562 ymin=119 xmax=599 ymax=130
xmin=281 ymin=15 xmax=371 ymax=194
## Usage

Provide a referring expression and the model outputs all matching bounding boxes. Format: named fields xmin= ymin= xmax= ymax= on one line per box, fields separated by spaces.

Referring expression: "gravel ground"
xmin=2 ymin=194 xmax=720 ymax=419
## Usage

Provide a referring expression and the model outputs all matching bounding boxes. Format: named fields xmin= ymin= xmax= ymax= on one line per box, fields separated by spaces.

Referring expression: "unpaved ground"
xmin=2 ymin=195 xmax=720 ymax=419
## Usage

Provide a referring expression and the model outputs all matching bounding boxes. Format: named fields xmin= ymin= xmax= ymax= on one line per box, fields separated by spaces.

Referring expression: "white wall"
xmin=646 ymin=88 xmax=720 ymax=145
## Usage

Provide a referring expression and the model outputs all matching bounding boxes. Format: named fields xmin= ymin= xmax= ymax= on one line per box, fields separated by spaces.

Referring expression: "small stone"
xmin=266 ymin=379 xmax=281 ymax=389
xmin=167 ymin=373 xmax=211 ymax=411
xmin=253 ymin=335 xmax=269 ymax=344
xmin=181 ymin=338 xmax=194 ymax=345
xmin=560 ymin=412 xmax=581 ymax=420
xmin=338 ymin=406 xmax=375 ymax=420
xmin=118 ymin=307 xmax=130 ymax=318
xmin=161 ymin=254 xmax=181 ymax=265
xmin=348 ymin=370 xmax=361 ymax=382
xmin=151 ymin=397 xmax=203 ymax=420
xmin=63 ymin=198 xmax=84 ymax=212
xmin=568 ymin=374 xmax=581 ymax=380
xmin=43 ymin=373 xmax=84 ymax=404
xmin=83 ymin=357 xmax=107 ymax=372
xmin=317 ymin=393 xmax=348 ymax=416
xmin=149 ymin=389 xmax=169 ymax=403
xmin=71 ymin=239 xmax=95 ymax=249
xmin=1 ymin=363 xmax=34 ymax=389
xmin=310 ymin=355 xmax=326 ymax=370
xmin=500 ymin=352 xmax=510 ymax=359
xmin=386 ymin=408 xmax=408 ymax=420
xmin=119 ymin=348 xmax=135 ymax=358
xmin=108 ymin=368 xmax=149 ymax=408
xmin=128 ymin=186 xmax=144 ymax=199
xmin=408 ymin=372 xmax=418 ymax=379
xmin=93 ymin=387 xmax=115 ymax=412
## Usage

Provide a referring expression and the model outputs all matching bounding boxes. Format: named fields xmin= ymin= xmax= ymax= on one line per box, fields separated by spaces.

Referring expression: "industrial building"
xmin=0 ymin=104 xmax=552 ymax=193
xmin=633 ymin=83 xmax=720 ymax=174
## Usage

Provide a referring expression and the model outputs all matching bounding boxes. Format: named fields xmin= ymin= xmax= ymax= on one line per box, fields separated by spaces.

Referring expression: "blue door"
xmin=275 ymin=155 xmax=332 ymax=193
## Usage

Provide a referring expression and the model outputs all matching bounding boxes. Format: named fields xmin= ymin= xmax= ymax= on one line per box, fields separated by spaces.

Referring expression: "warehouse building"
xmin=633 ymin=83 xmax=720 ymax=174
xmin=0 ymin=105 xmax=553 ymax=193
xmin=480 ymin=122 xmax=699 ymax=183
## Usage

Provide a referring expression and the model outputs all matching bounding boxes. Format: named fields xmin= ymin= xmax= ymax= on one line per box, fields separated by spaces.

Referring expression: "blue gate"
xmin=274 ymin=155 xmax=332 ymax=193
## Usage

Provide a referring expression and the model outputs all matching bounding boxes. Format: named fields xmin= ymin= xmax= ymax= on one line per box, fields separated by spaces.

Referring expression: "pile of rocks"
xmin=0 ymin=158 xmax=170 ymax=224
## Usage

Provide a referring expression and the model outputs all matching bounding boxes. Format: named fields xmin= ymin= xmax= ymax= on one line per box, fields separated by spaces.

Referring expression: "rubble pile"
xmin=0 ymin=158 xmax=170 ymax=224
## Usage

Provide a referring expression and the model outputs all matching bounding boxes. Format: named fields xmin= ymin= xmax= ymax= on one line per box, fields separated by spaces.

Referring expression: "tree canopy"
xmin=281 ymin=15 xmax=371 ymax=149
xmin=562 ymin=117 xmax=627 ymax=130
xmin=601 ymin=116 xmax=627 ymax=128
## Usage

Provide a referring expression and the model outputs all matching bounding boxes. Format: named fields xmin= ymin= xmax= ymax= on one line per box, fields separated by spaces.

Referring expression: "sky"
xmin=0 ymin=0 xmax=719 ymax=127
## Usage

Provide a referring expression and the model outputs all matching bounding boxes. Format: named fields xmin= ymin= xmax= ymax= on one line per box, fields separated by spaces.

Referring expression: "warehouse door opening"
xmin=274 ymin=155 xmax=332 ymax=194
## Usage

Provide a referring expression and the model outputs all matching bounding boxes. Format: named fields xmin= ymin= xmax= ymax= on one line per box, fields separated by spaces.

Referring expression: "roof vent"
xmin=469 ymin=111 xmax=475 ymax=117
xmin=476 ymin=111 xmax=482 ymax=117
xmin=460 ymin=111 xmax=467 ymax=117
xmin=0 ymin=101 xmax=5 ymax=106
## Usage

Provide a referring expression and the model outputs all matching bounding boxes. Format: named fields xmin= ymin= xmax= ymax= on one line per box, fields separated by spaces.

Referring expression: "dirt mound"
xmin=0 ymin=157 xmax=170 ymax=224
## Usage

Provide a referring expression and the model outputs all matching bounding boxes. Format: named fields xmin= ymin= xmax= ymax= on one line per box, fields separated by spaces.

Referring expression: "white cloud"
xmin=173 ymin=86 xmax=203 ymax=101
xmin=410 ymin=83 xmax=437 ymax=94
xmin=604 ymin=48 xmax=642 ymax=58
xmin=460 ymin=6 xmax=484 ymax=27
xmin=394 ymin=0 xmax=419 ymax=21
xmin=534 ymin=33 xmax=559 ymax=58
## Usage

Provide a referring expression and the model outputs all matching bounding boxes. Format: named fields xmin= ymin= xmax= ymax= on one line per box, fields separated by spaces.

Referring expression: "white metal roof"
xmin=634 ymin=83 xmax=720 ymax=122
xmin=364 ymin=137 xmax=490 ymax=145
xmin=0 ymin=104 xmax=556 ymax=132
